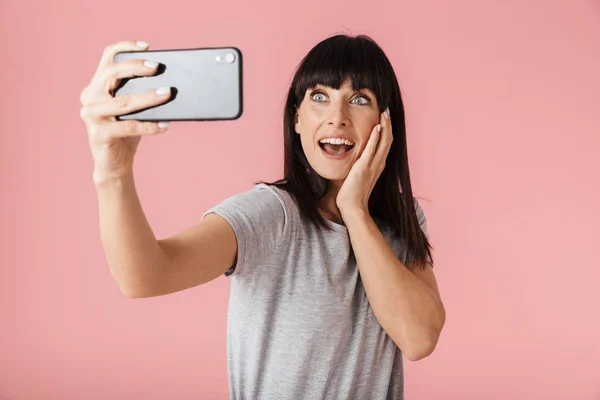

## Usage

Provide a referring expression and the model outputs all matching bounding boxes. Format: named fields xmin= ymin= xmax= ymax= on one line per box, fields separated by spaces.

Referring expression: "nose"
xmin=327 ymin=100 xmax=350 ymax=127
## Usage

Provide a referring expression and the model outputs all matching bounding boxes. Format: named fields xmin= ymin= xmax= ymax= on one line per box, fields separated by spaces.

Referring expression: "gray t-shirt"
xmin=201 ymin=183 xmax=430 ymax=400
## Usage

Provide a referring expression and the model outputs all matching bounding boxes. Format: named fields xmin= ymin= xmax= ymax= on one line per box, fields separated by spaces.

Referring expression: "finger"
xmin=94 ymin=40 xmax=150 ymax=79
xmin=372 ymin=109 xmax=393 ymax=167
xmin=361 ymin=123 xmax=382 ymax=165
xmin=96 ymin=58 xmax=161 ymax=94
xmin=81 ymin=87 xmax=171 ymax=121
xmin=97 ymin=119 xmax=171 ymax=140
xmin=83 ymin=58 xmax=159 ymax=106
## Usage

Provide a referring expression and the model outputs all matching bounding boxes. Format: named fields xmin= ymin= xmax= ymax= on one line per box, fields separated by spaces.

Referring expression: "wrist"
xmin=340 ymin=206 xmax=369 ymax=224
xmin=93 ymin=168 xmax=134 ymax=187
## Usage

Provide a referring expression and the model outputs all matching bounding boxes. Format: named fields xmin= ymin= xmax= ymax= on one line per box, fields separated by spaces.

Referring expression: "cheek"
xmin=300 ymin=111 xmax=321 ymax=128
xmin=298 ymin=133 xmax=316 ymax=155
xmin=358 ymin=121 xmax=375 ymax=140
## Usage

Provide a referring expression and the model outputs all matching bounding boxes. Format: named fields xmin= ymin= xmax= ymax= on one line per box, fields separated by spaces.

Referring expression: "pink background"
xmin=1 ymin=0 xmax=599 ymax=399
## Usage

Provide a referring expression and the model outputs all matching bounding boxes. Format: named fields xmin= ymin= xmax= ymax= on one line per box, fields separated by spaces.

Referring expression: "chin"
xmin=312 ymin=164 xmax=350 ymax=182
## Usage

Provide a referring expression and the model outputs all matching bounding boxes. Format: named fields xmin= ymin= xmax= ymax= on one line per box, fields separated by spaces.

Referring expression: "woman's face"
xmin=294 ymin=77 xmax=381 ymax=184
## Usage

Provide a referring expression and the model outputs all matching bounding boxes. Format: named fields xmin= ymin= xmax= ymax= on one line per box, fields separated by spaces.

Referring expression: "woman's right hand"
xmin=79 ymin=40 xmax=172 ymax=184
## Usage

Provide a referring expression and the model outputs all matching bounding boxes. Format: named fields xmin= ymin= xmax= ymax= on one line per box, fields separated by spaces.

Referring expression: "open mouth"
xmin=319 ymin=142 xmax=355 ymax=156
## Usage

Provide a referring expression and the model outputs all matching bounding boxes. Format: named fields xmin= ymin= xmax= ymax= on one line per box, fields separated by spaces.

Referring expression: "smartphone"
xmin=112 ymin=47 xmax=243 ymax=121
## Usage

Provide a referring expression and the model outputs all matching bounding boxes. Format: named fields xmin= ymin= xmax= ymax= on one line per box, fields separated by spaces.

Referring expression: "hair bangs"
xmin=293 ymin=35 xmax=390 ymax=111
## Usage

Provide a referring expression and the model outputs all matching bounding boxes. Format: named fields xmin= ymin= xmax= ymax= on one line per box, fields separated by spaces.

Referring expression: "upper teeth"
xmin=319 ymin=138 xmax=355 ymax=146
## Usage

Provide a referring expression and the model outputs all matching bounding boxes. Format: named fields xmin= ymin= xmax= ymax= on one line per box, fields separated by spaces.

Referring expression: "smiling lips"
xmin=319 ymin=137 xmax=355 ymax=146
xmin=317 ymin=135 xmax=356 ymax=157
xmin=319 ymin=142 xmax=355 ymax=156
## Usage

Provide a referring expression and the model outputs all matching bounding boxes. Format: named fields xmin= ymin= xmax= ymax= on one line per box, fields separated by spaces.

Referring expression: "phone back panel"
xmin=113 ymin=47 xmax=243 ymax=121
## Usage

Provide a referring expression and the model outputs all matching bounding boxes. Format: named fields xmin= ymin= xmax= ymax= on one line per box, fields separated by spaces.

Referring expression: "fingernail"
xmin=137 ymin=41 xmax=149 ymax=49
xmin=376 ymin=124 xmax=381 ymax=133
xmin=158 ymin=122 xmax=170 ymax=129
xmin=384 ymin=108 xmax=390 ymax=120
xmin=156 ymin=87 xmax=170 ymax=96
xmin=144 ymin=60 xmax=158 ymax=68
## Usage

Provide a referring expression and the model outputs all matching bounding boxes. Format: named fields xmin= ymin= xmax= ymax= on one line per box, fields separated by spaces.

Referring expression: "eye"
xmin=351 ymin=95 xmax=370 ymax=105
xmin=311 ymin=92 xmax=327 ymax=102
xmin=309 ymin=90 xmax=372 ymax=105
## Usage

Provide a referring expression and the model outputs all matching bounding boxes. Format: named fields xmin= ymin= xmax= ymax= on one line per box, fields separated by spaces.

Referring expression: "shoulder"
xmin=412 ymin=197 xmax=426 ymax=215
xmin=412 ymin=197 xmax=429 ymax=234
xmin=213 ymin=183 xmax=287 ymax=209
xmin=202 ymin=183 xmax=293 ymax=229
xmin=252 ymin=183 xmax=299 ymax=218
xmin=252 ymin=183 xmax=289 ymax=207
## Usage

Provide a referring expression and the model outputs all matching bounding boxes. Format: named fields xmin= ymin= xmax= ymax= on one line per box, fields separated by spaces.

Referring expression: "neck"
xmin=318 ymin=180 xmax=344 ymax=225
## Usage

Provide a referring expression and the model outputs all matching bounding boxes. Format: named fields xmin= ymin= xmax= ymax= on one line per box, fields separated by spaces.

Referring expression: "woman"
xmin=80 ymin=34 xmax=446 ymax=399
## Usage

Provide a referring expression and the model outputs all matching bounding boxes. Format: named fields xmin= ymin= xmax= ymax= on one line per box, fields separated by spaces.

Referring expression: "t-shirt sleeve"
xmin=404 ymin=198 xmax=432 ymax=265
xmin=201 ymin=184 xmax=287 ymax=278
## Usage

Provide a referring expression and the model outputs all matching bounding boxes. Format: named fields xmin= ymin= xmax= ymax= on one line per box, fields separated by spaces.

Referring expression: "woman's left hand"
xmin=337 ymin=108 xmax=393 ymax=217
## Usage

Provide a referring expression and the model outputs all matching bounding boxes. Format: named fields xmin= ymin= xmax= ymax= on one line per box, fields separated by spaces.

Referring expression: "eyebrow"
xmin=312 ymin=84 xmax=374 ymax=95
